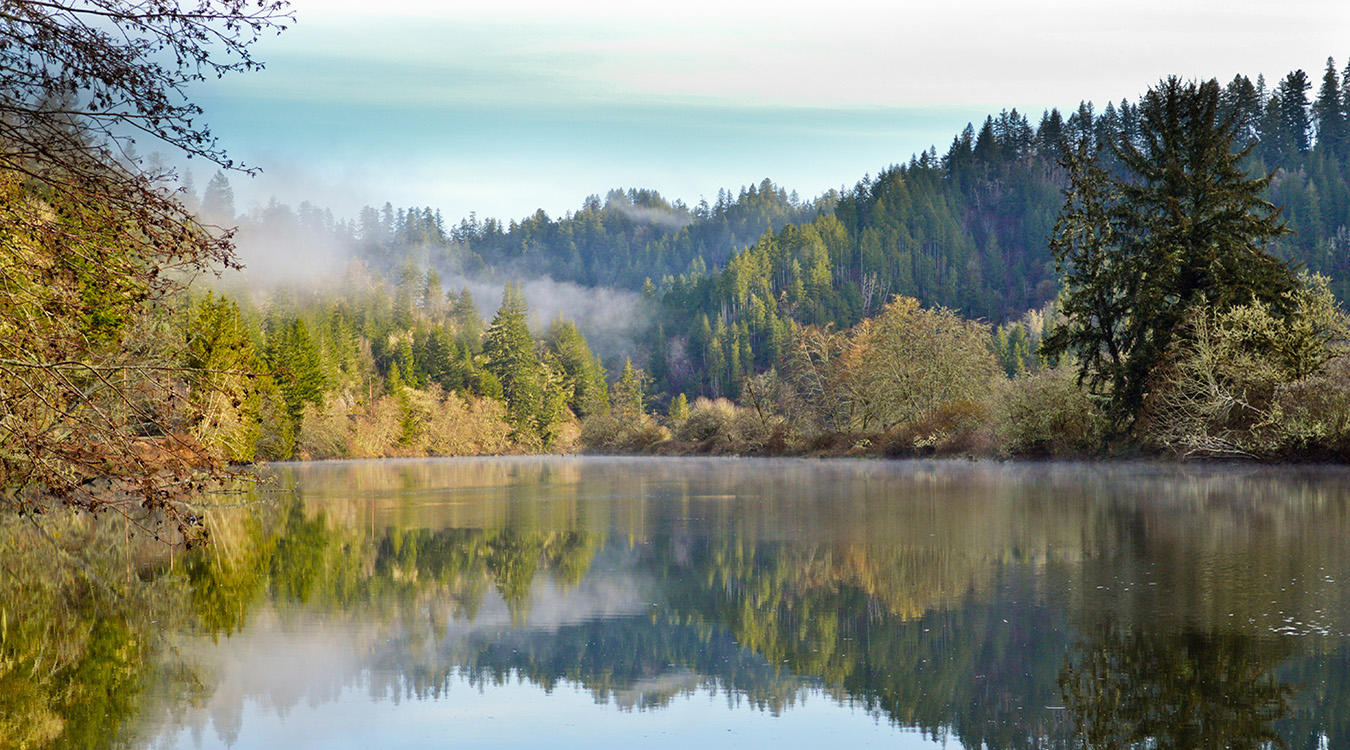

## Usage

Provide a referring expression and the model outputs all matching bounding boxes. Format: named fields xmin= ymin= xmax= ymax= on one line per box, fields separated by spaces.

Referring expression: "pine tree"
xmin=483 ymin=284 xmax=548 ymax=444
xmin=202 ymin=170 xmax=235 ymax=223
xmin=1042 ymin=77 xmax=1297 ymax=432
xmin=544 ymin=318 xmax=607 ymax=417
xmin=264 ymin=317 xmax=326 ymax=454
xmin=185 ymin=293 xmax=265 ymax=462
xmin=610 ymin=359 xmax=650 ymax=419
xmin=1313 ymin=57 xmax=1346 ymax=155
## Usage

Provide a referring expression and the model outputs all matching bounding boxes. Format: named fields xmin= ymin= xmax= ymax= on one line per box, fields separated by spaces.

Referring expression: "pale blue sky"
xmin=187 ymin=0 xmax=1350 ymax=223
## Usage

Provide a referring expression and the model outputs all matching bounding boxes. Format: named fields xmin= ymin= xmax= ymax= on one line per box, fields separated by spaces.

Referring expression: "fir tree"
xmin=1313 ymin=57 xmax=1346 ymax=155
xmin=484 ymin=284 xmax=543 ymax=439
xmin=1042 ymin=77 xmax=1297 ymax=432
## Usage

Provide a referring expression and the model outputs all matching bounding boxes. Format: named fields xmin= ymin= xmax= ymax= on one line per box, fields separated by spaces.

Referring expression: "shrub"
xmin=1146 ymin=277 xmax=1349 ymax=458
xmin=995 ymin=367 xmax=1105 ymax=457
xmin=296 ymin=386 xmax=513 ymax=458
xmin=675 ymin=397 xmax=739 ymax=443
xmin=1254 ymin=355 xmax=1350 ymax=459
xmin=885 ymin=398 xmax=993 ymax=456
xmin=579 ymin=413 xmax=669 ymax=452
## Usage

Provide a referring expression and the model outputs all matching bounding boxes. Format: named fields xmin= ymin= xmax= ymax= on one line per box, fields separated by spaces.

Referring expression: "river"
xmin=6 ymin=456 xmax=1350 ymax=748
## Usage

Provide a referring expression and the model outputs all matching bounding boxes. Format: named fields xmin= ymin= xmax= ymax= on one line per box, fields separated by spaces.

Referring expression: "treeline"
xmin=184 ymin=268 xmax=620 ymax=462
xmin=643 ymin=60 xmax=1350 ymax=401
xmin=193 ymin=178 xmax=821 ymax=291
xmin=170 ymin=58 xmax=1350 ymax=462
xmin=583 ymin=75 xmax=1350 ymax=461
xmin=198 ymin=59 xmax=1350 ymax=410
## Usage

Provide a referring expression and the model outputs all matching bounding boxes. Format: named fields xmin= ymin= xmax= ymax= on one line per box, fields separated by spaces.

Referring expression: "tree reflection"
xmin=14 ymin=459 xmax=1350 ymax=750
xmin=1060 ymin=627 xmax=1292 ymax=749
xmin=0 ymin=511 xmax=196 ymax=749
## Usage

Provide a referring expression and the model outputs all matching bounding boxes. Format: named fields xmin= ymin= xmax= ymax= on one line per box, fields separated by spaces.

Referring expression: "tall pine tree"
xmin=1043 ymin=77 xmax=1296 ymax=432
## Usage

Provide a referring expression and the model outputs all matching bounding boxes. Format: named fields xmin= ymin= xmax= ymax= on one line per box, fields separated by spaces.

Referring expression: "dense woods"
xmin=177 ymin=60 xmax=1350 ymax=462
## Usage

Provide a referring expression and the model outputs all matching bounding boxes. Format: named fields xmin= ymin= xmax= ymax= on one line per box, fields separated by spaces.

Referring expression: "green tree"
xmin=1313 ymin=57 xmax=1346 ymax=155
xmin=842 ymin=297 xmax=997 ymax=432
xmin=1042 ymin=77 xmax=1297 ymax=433
xmin=610 ymin=358 xmax=650 ymax=419
xmin=265 ymin=318 xmax=326 ymax=451
xmin=202 ymin=170 xmax=236 ymax=223
xmin=483 ymin=284 xmax=552 ymax=445
xmin=185 ymin=293 xmax=266 ymax=462
xmin=668 ymin=393 xmax=690 ymax=426
xmin=544 ymin=317 xmax=607 ymax=417
xmin=450 ymin=288 xmax=484 ymax=352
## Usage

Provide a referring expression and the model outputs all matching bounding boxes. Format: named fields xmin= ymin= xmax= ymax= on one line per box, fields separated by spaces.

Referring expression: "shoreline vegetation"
xmin=226 ymin=272 xmax=1350 ymax=467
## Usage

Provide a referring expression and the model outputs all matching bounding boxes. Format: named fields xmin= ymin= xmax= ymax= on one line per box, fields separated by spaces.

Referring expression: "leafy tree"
xmin=1043 ymin=77 xmax=1298 ymax=432
xmin=841 ymin=297 xmax=997 ymax=432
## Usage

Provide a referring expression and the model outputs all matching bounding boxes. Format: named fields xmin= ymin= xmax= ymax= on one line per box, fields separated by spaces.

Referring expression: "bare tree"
xmin=0 ymin=1 xmax=290 ymax=544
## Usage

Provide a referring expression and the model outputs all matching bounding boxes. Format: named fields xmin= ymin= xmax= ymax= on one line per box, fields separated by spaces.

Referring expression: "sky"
xmin=186 ymin=0 xmax=1350 ymax=224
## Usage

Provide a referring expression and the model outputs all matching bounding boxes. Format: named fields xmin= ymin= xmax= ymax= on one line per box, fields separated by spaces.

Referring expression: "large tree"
xmin=0 ymin=2 xmax=289 ymax=541
xmin=1042 ymin=77 xmax=1297 ymax=433
xmin=483 ymin=284 xmax=567 ymax=447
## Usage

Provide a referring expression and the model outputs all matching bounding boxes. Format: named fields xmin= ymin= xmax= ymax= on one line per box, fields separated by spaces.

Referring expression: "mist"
xmin=439 ymin=272 xmax=648 ymax=365
xmin=217 ymin=199 xmax=651 ymax=366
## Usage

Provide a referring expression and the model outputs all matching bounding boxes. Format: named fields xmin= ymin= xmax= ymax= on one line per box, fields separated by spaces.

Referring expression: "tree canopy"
xmin=1042 ymin=76 xmax=1298 ymax=432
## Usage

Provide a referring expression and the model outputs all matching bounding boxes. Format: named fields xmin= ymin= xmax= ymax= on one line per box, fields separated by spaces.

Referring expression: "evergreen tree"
xmin=450 ymin=288 xmax=483 ymax=352
xmin=610 ymin=358 xmax=650 ymax=419
xmin=1313 ymin=57 xmax=1346 ymax=155
xmin=668 ymin=393 xmax=690 ymax=426
xmin=185 ymin=293 xmax=266 ymax=462
xmin=202 ymin=170 xmax=235 ymax=223
xmin=483 ymin=284 xmax=550 ymax=444
xmin=1221 ymin=75 xmax=1263 ymax=146
xmin=544 ymin=318 xmax=607 ymax=417
xmin=1279 ymin=69 xmax=1314 ymax=154
xmin=1042 ymin=77 xmax=1297 ymax=432
xmin=264 ymin=317 xmax=327 ymax=454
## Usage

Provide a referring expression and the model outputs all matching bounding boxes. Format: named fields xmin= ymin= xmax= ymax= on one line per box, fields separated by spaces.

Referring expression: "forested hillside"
xmin=210 ymin=60 xmax=1350 ymax=407
xmin=645 ymin=63 xmax=1350 ymax=399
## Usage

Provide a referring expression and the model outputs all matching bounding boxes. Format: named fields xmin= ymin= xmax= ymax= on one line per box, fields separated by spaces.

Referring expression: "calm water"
xmin=8 ymin=457 xmax=1350 ymax=748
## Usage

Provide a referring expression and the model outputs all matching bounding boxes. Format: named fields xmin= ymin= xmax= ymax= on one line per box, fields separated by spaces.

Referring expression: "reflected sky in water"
xmin=160 ymin=672 xmax=942 ymax=750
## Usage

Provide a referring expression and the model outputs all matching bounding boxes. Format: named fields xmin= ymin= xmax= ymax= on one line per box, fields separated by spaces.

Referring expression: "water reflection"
xmin=6 ymin=458 xmax=1350 ymax=749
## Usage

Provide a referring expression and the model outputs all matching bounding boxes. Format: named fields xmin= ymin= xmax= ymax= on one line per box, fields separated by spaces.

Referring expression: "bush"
xmin=675 ymin=398 xmax=739 ymax=443
xmin=995 ymin=367 xmax=1105 ymax=457
xmin=884 ymin=398 xmax=994 ymax=456
xmin=296 ymin=386 xmax=512 ymax=459
xmin=1255 ymin=355 xmax=1350 ymax=459
xmin=1146 ymin=277 xmax=1349 ymax=458
xmin=579 ymin=413 xmax=669 ymax=452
